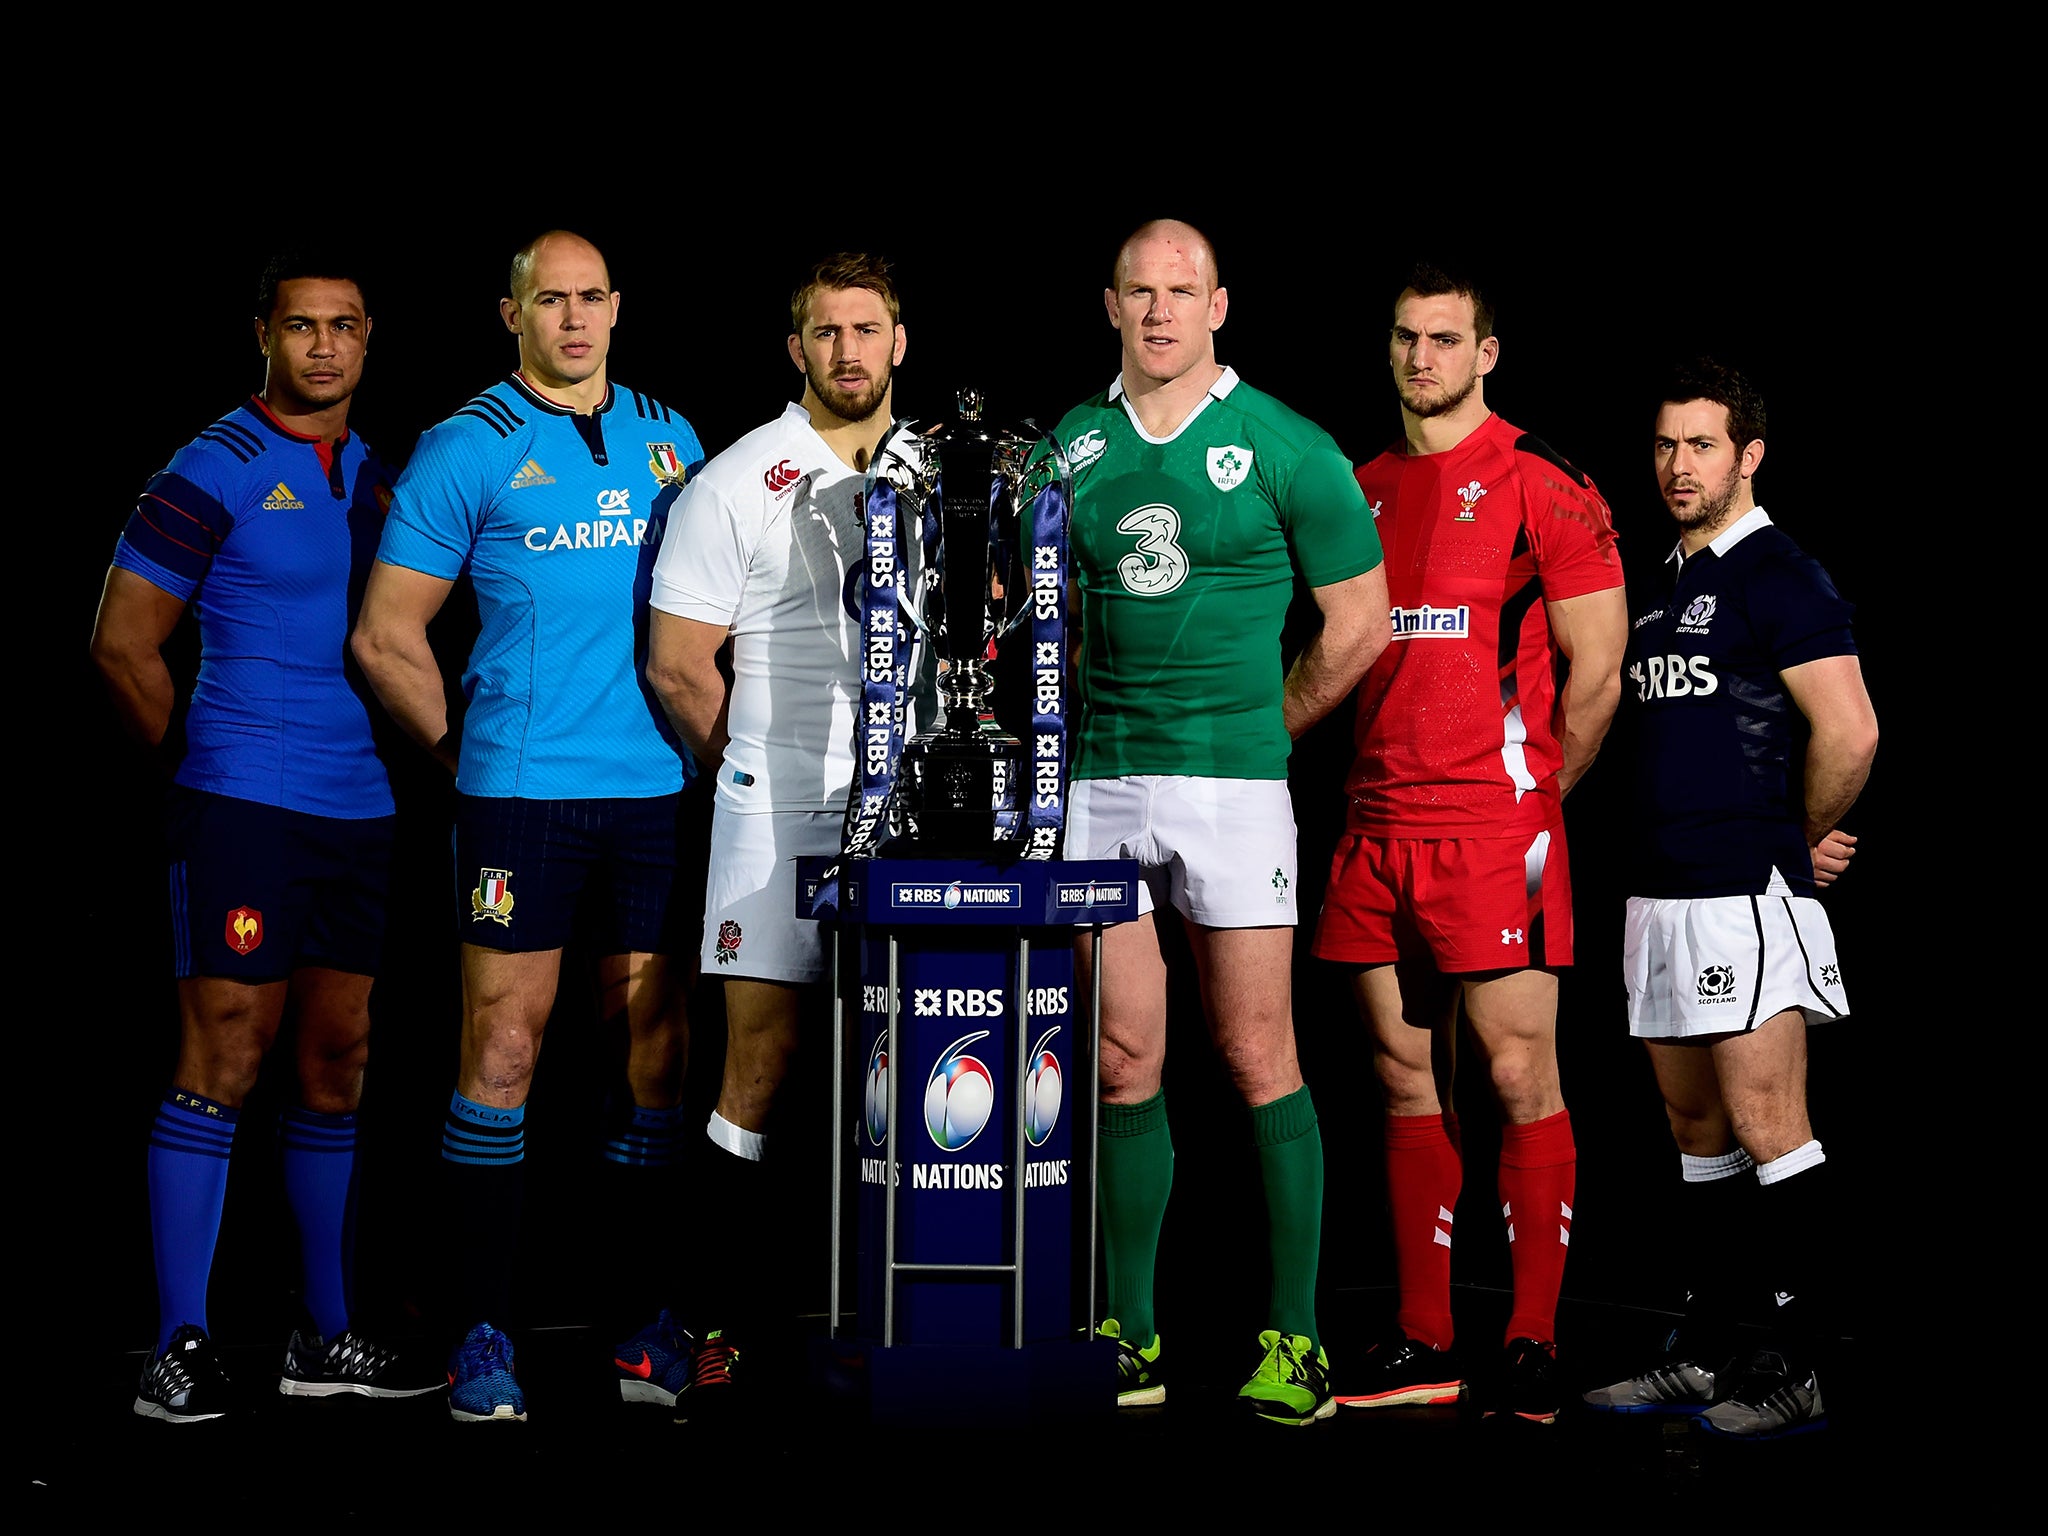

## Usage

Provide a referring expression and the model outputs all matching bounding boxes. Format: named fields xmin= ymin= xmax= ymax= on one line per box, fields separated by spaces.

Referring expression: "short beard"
xmin=1398 ymin=369 xmax=1479 ymax=420
xmin=810 ymin=360 xmax=891 ymax=425
xmin=1669 ymin=464 xmax=1744 ymax=533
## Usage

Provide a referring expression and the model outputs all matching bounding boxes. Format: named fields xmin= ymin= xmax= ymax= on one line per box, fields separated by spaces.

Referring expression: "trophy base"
xmin=895 ymin=723 xmax=1026 ymax=859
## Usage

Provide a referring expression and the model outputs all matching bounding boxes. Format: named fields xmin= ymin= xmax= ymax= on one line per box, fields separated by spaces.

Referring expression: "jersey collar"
xmin=1108 ymin=365 xmax=1240 ymax=444
xmin=245 ymin=394 xmax=349 ymax=448
xmin=1667 ymin=505 xmax=1773 ymax=567
xmin=508 ymin=372 xmax=614 ymax=416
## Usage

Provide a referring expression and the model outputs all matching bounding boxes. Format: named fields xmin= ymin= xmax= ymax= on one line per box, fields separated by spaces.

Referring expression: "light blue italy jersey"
xmin=378 ymin=375 xmax=704 ymax=798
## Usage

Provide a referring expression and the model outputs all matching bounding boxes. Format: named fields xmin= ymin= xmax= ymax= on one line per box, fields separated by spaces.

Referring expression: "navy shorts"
xmin=454 ymin=792 xmax=697 ymax=955
xmin=166 ymin=785 xmax=395 ymax=983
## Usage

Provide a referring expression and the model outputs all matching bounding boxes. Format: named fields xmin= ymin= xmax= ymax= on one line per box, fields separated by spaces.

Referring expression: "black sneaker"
xmin=1695 ymin=1348 xmax=1826 ymax=1439
xmin=134 ymin=1324 xmax=232 ymax=1422
xmin=674 ymin=1329 xmax=739 ymax=1424
xmin=1483 ymin=1337 xmax=1561 ymax=1424
xmin=278 ymin=1327 xmax=447 ymax=1399
xmin=1335 ymin=1333 xmax=1462 ymax=1408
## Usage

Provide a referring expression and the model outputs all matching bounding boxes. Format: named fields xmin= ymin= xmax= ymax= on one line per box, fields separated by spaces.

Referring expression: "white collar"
xmin=1667 ymin=505 xmax=1773 ymax=566
xmin=1109 ymin=365 xmax=1240 ymax=444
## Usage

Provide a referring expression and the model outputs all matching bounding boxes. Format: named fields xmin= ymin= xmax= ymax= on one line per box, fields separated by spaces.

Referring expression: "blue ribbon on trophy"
xmin=813 ymin=391 xmax=1073 ymax=918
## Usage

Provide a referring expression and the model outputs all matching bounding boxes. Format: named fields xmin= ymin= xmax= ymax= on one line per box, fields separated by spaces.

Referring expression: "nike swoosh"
xmin=615 ymin=1350 xmax=654 ymax=1379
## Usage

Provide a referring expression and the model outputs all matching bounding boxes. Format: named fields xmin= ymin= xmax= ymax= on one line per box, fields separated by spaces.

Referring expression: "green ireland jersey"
xmin=1056 ymin=367 xmax=1382 ymax=780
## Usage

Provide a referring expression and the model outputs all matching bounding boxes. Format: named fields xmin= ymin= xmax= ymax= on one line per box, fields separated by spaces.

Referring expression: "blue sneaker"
xmin=614 ymin=1310 xmax=695 ymax=1407
xmin=448 ymin=1322 xmax=526 ymax=1423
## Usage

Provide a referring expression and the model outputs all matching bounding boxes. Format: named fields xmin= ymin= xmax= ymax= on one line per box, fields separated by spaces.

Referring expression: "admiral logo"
xmin=890 ymin=881 xmax=1023 ymax=910
xmin=647 ymin=443 xmax=686 ymax=487
xmin=509 ymin=458 xmax=556 ymax=490
xmin=262 ymin=481 xmax=305 ymax=511
xmin=1677 ymin=594 xmax=1717 ymax=634
xmin=1629 ymin=655 xmax=1719 ymax=701
xmin=1057 ymin=882 xmax=1130 ymax=907
xmin=1368 ymin=499 xmax=1384 ymax=519
xmin=524 ymin=489 xmax=652 ymax=552
xmin=1454 ymin=479 xmax=1487 ymax=520
xmin=1389 ymin=603 xmax=1471 ymax=640
xmin=1696 ymin=963 xmax=1737 ymax=1003
xmin=1026 ymin=1026 xmax=1063 ymax=1147
xmin=764 ymin=459 xmax=803 ymax=497
xmin=1067 ymin=429 xmax=1107 ymax=470
xmin=863 ymin=1031 xmax=889 ymax=1145
xmin=925 ymin=1031 xmax=995 ymax=1151
xmin=1207 ymin=444 xmax=1254 ymax=492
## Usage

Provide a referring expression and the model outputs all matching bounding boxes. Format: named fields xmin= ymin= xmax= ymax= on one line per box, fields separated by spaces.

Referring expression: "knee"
xmin=1486 ymin=1048 xmax=1560 ymax=1120
xmin=1373 ymin=1050 xmax=1437 ymax=1115
xmin=1661 ymin=1102 xmax=1729 ymax=1158
xmin=1726 ymin=1097 xmax=1812 ymax=1166
xmin=1100 ymin=1036 xmax=1162 ymax=1101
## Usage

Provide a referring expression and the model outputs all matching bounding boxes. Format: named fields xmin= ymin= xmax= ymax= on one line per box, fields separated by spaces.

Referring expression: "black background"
xmin=54 ymin=163 xmax=1909 ymax=1367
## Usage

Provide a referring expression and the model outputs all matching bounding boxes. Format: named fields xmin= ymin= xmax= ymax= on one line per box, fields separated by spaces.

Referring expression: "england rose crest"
xmin=715 ymin=920 xmax=743 ymax=965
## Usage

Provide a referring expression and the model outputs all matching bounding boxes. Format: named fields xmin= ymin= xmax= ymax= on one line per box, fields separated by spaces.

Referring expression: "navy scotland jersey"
xmin=1622 ymin=509 xmax=1855 ymax=898
xmin=112 ymin=397 xmax=395 ymax=819
xmin=377 ymin=376 xmax=704 ymax=800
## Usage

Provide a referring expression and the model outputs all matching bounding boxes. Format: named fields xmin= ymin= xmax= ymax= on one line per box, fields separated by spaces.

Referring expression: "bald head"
xmin=509 ymin=229 xmax=611 ymax=307
xmin=1113 ymin=219 xmax=1220 ymax=292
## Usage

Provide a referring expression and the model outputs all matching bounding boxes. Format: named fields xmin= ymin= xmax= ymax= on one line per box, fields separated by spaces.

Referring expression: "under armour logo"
xmin=1501 ymin=928 xmax=1524 ymax=945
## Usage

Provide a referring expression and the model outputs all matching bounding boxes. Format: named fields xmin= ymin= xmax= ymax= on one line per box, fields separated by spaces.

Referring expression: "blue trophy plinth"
xmin=799 ymin=855 xmax=1136 ymax=1424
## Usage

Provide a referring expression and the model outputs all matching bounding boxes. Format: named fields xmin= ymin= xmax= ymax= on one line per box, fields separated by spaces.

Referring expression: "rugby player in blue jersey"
xmin=352 ymin=230 xmax=707 ymax=1423
xmin=1579 ymin=359 xmax=1877 ymax=1438
xmin=91 ymin=250 xmax=444 ymax=1420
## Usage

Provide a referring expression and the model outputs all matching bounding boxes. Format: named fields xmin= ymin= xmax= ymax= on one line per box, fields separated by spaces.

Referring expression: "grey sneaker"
xmin=1695 ymin=1349 xmax=1826 ymax=1438
xmin=1582 ymin=1355 xmax=1721 ymax=1414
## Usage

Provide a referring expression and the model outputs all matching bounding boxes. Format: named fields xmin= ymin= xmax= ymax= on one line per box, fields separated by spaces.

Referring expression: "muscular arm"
xmin=1781 ymin=652 xmax=1878 ymax=855
xmin=1283 ymin=565 xmax=1391 ymax=740
xmin=1547 ymin=585 xmax=1628 ymax=798
xmin=645 ymin=609 xmax=732 ymax=769
xmin=350 ymin=559 xmax=460 ymax=775
xmin=88 ymin=566 xmax=189 ymax=747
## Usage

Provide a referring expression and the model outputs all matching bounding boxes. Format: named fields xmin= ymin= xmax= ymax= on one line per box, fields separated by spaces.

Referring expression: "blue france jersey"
xmin=112 ymin=398 xmax=395 ymax=818
xmin=1622 ymin=511 xmax=1855 ymax=898
xmin=377 ymin=376 xmax=704 ymax=799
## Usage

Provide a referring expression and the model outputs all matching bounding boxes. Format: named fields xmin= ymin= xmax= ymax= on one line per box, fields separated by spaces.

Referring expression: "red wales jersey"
xmin=1346 ymin=412 xmax=1620 ymax=837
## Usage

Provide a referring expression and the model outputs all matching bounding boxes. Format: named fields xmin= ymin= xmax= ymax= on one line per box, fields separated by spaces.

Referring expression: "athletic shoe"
xmin=1484 ymin=1337 xmax=1562 ymax=1424
xmin=278 ymin=1328 xmax=446 ymax=1398
xmin=1237 ymin=1328 xmax=1336 ymax=1427
xmin=1695 ymin=1348 xmax=1826 ymax=1439
xmin=134 ymin=1324 xmax=232 ymax=1423
xmin=1335 ymin=1333 xmax=1462 ymax=1408
xmin=1581 ymin=1346 xmax=1724 ymax=1415
xmin=674 ymin=1328 xmax=739 ymax=1423
xmin=1097 ymin=1317 xmax=1165 ymax=1407
xmin=447 ymin=1322 xmax=526 ymax=1423
xmin=613 ymin=1310 xmax=695 ymax=1407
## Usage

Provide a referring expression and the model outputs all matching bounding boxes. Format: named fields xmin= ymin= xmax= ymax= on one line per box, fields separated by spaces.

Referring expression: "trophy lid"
xmin=955 ymin=387 xmax=985 ymax=423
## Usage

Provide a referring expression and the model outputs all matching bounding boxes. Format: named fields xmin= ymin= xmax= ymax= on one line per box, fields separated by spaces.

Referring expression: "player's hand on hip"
xmin=1810 ymin=828 xmax=1857 ymax=889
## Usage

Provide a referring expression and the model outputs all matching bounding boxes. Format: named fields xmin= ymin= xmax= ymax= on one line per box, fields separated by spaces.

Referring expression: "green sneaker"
xmin=1239 ymin=1328 xmax=1335 ymax=1426
xmin=1097 ymin=1318 xmax=1165 ymax=1406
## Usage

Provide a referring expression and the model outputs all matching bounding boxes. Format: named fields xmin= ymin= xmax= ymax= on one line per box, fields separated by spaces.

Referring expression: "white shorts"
xmin=1066 ymin=775 xmax=1297 ymax=927
xmin=1623 ymin=891 xmax=1850 ymax=1040
xmin=701 ymin=805 xmax=842 ymax=984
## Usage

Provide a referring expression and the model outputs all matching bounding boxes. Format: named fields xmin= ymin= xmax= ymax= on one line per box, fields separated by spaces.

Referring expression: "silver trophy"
xmin=861 ymin=389 xmax=1072 ymax=857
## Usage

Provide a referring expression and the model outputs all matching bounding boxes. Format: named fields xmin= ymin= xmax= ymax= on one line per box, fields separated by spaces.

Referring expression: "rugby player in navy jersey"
xmin=1579 ymin=358 xmax=1876 ymax=1438
xmin=351 ymin=230 xmax=707 ymax=1423
xmin=91 ymin=251 xmax=443 ymax=1420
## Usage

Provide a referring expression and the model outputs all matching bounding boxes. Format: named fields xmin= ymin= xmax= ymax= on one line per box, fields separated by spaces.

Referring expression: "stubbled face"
xmin=1389 ymin=289 xmax=1495 ymax=419
xmin=257 ymin=278 xmax=370 ymax=413
xmin=502 ymin=236 xmax=618 ymax=390
xmin=790 ymin=285 xmax=904 ymax=425
xmin=1106 ymin=234 xmax=1225 ymax=387
xmin=1653 ymin=398 xmax=1755 ymax=535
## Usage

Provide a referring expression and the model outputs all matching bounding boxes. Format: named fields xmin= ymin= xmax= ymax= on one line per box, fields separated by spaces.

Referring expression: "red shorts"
xmin=1311 ymin=824 xmax=1574 ymax=971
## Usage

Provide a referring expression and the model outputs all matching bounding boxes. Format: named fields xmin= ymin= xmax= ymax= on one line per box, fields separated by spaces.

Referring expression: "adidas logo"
xmin=509 ymin=458 xmax=556 ymax=489
xmin=261 ymin=481 xmax=305 ymax=510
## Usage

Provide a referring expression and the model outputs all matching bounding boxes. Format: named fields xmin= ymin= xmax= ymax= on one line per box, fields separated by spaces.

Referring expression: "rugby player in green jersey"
xmin=1058 ymin=219 xmax=1390 ymax=1426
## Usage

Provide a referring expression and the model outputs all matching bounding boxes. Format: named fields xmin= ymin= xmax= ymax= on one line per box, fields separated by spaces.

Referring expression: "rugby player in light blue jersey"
xmin=92 ymin=249 xmax=442 ymax=1420
xmin=353 ymin=230 xmax=706 ymax=1423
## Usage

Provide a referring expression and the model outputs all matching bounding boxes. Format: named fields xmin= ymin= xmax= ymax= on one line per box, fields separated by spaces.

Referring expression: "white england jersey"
xmin=650 ymin=402 xmax=868 ymax=811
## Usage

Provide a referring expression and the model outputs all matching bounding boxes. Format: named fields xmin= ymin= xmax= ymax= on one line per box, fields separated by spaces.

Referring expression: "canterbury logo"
xmin=509 ymin=458 xmax=556 ymax=489
xmin=764 ymin=459 xmax=802 ymax=496
xmin=262 ymin=481 xmax=304 ymax=510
